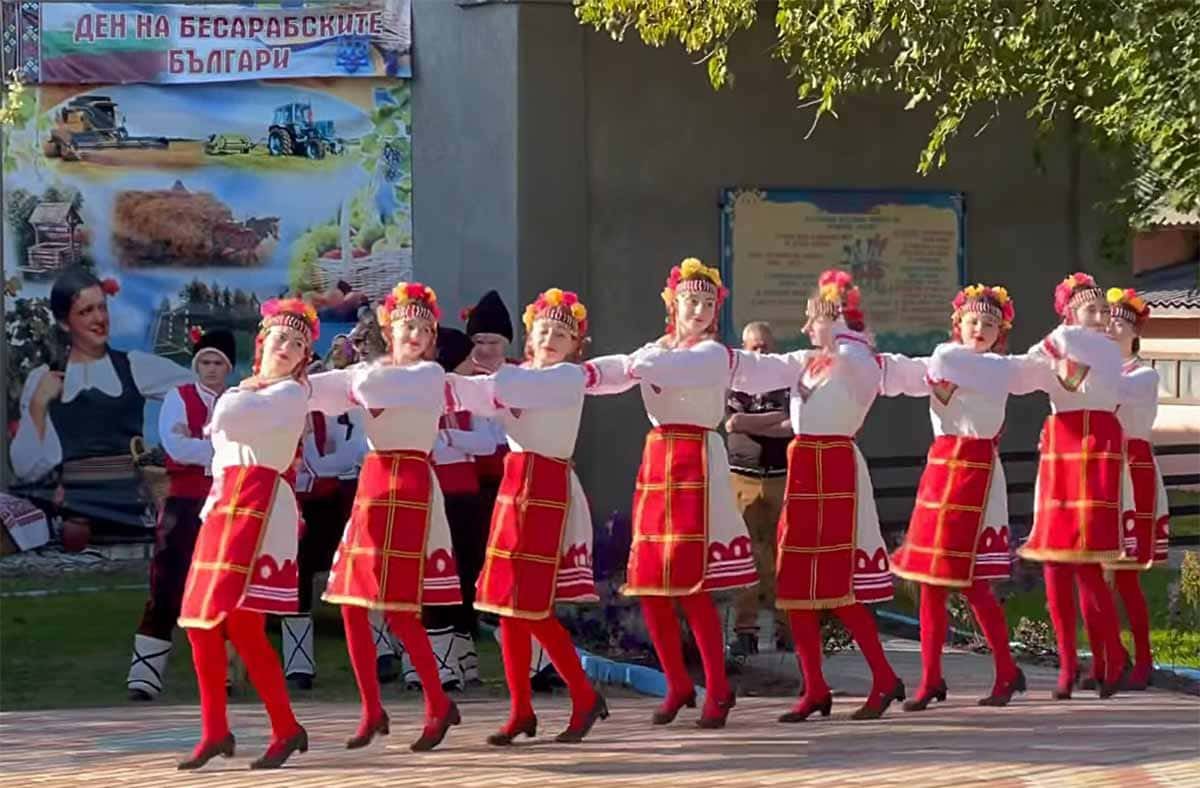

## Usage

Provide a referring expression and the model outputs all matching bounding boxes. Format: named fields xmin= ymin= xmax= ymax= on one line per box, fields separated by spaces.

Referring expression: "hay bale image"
xmin=112 ymin=180 xmax=279 ymax=267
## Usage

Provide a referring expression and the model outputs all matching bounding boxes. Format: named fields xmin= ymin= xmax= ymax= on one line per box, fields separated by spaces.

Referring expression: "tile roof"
xmin=1138 ymin=288 xmax=1200 ymax=310
xmin=1135 ymin=262 xmax=1199 ymax=312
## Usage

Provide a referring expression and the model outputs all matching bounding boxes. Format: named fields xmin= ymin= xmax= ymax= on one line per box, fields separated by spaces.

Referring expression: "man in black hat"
xmin=464 ymin=290 xmax=515 ymax=375
xmin=462 ymin=290 xmax=514 ymax=557
xmin=126 ymin=328 xmax=234 ymax=700
xmin=415 ymin=327 xmax=495 ymax=688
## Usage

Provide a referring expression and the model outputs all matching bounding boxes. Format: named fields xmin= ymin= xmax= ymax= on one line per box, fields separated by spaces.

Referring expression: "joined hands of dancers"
xmin=170 ymin=263 xmax=1164 ymax=768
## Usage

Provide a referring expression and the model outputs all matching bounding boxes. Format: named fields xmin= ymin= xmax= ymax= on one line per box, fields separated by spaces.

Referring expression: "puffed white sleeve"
xmin=878 ymin=353 xmax=931 ymax=398
xmin=630 ymin=340 xmax=734 ymax=387
xmin=582 ymin=354 xmax=639 ymax=396
xmin=930 ymin=343 xmax=1050 ymax=397
xmin=307 ymin=369 xmax=355 ymax=415
xmin=1120 ymin=365 xmax=1160 ymax=409
xmin=9 ymin=366 xmax=62 ymax=481
xmin=836 ymin=341 xmax=883 ymax=405
xmin=129 ymin=351 xmax=195 ymax=400
xmin=158 ymin=387 xmax=214 ymax=467
xmin=1033 ymin=325 xmax=1122 ymax=391
xmin=730 ymin=349 xmax=807 ymax=395
xmin=493 ymin=364 xmax=585 ymax=409
xmin=441 ymin=417 xmax=502 ymax=455
xmin=355 ymin=362 xmax=444 ymax=409
xmin=212 ymin=380 xmax=308 ymax=438
xmin=1004 ymin=353 xmax=1053 ymax=396
xmin=445 ymin=373 xmax=500 ymax=416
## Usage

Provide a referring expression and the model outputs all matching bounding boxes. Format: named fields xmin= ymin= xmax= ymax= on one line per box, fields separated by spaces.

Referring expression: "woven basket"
xmin=130 ymin=436 xmax=170 ymax=515
xmin=313 ymin=248 xmax=413 ymax=302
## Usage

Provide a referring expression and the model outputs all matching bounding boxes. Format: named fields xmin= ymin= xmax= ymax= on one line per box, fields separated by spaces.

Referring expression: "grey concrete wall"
xmin=410 ymin=0 xmax=520 ymax=322
xmin=515 ymin=4 xmax=590 ymax=318
xmin=568 ymin=8 xmax=1115 ymax=518
xmin=411 ymin=1 xmax=1117 ymax=522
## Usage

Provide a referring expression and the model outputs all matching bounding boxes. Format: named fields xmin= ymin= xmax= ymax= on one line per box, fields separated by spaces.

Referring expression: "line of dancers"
xmin=138 ymin=261 xmax=1164 ymax=769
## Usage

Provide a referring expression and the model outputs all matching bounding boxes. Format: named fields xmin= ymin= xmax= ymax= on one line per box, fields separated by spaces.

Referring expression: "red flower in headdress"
xmin=1053 ymin=272 xmax=1099 ymax=318
xmin=260 ymin=296 xmax=320 ymax=341
xmin=100 ymin=278 xmax=120 ymax=296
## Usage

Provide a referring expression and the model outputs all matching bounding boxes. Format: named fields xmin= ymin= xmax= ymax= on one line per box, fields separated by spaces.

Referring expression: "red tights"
xmin=342 ymin=605 xmax=450 ymax=736
xmin=915 ymin=581 xmax=1019 ymax=696
xmin=788 ymin=603 xmax=898 ymax=707
xmin=641 ymin=594 xmax=730 ymax=716
xmin=187 ymin=609 xmax=301 ymax=751
xmin=1043 ymin=563 xmax=1125 ymax=691
xmin=1089 ymin=570 xmax=1151 ymax=683
xmin=498 ymin=616 xmax=597 ymax=732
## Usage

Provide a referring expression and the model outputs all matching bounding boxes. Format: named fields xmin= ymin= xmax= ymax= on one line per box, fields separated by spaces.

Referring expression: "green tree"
xmin=575 ymin=0 xmax=1200 ymax=222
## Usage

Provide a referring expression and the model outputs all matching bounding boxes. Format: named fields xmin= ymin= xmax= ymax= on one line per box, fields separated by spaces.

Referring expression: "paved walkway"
xmin=1 ymin=687 xmax=1196 ymax=787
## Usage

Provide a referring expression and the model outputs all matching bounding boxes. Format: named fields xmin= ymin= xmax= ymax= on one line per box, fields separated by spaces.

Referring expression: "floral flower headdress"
xmin=522 ymin=287 xmax=588 ymax=337
xmin=100 ymin=277 xmax=120 ymax=296
xmin=260 ymin=297 xmax=319 ymax=342
xmin=953 ymin=284 xmax=1015 ymax=331
xmin=661 ymin=257 xmax=728 ymax=311
xmin=811 ymin=269 xmax=864 ymax=325
xmin=1106 ymin=287 xmax=1150 ymax=329
xmin=377 ymin=282 xmax=441 ymax=328
xmin=1054 ymin=272 xmax=1104 ymax=318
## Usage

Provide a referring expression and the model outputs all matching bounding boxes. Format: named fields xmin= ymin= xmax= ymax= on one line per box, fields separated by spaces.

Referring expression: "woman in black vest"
xmin=10 ymin=268 xmax=192 ymax=539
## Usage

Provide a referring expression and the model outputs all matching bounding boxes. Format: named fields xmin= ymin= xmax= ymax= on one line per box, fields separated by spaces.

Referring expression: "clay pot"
xmin=61 ymin=518 xmax=91 ymax=553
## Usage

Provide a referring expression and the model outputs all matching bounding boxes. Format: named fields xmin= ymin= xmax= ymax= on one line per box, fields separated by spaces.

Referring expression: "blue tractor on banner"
xmin=266 ymin=101 xmax=344 ymax=160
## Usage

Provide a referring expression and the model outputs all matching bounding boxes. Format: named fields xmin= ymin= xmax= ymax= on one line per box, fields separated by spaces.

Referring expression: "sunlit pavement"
xmin=1 ymin=688 xmax=1196 ymax=787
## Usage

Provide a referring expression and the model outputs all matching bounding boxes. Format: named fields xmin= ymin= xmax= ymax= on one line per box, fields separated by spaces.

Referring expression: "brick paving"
xmin=1 ymin=690 xmax=1196 ymax=787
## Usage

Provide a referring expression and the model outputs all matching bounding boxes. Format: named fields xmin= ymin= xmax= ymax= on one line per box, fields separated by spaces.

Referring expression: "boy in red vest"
xmin=421 ymin=327 xmax=495 ymax=688
xmin=283 ymin=405 xmax=367 ymax=689
xmin=127 ymin=328 xmax=234 ymax=700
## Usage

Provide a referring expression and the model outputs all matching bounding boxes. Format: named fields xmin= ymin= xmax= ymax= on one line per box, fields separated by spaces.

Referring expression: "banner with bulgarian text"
xmin=5 ymin=0 xmax=411 ymax=84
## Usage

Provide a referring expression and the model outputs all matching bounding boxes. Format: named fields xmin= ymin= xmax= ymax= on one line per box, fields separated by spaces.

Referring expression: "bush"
xmin=1011 ymin=617 xmax=1056 ymax=661
xmin=1158 ymin=552 xmax=1200 ymax=668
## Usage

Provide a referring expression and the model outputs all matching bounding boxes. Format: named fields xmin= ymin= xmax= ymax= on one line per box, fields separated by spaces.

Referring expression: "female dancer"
xmin=12 ymin=268 xmax=191 ymax=533
xmin=880 ymin=285 xmax=1028 ymax=709
xmin=1011 ymin=273 xmax=1129 ymax=699
xmin=309 ymin=283 xmax=463 ymax=752
xmin=731 ymin=269 xmax=903 ymax=721
xmin=177 ymin=298 xmax=315 ymax=770
xmin=1088 ymin=288 xmax=1167 ymax=691
xmin=614 ymin=258 xmax=758 ymax=729
xmin=447 ymin=287 xmax=627 ymax=745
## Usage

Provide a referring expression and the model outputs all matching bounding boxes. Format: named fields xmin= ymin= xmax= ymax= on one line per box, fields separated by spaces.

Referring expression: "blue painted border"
xmin=480 ymin=621 xmax=699 ymax=699
xmin=717 ymin=187 xmax=968 ymax=347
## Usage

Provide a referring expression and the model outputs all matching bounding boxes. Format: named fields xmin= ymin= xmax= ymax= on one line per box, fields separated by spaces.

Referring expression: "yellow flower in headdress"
xmin=663 ymin=257 xmax=727 ymax=311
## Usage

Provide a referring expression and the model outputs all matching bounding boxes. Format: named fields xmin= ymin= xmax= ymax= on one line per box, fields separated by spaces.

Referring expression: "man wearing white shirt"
xmin=126 ymin=329 xmax=234 ymax=701
xmin=424 ymin=328 xmax=495 ymax=688
xmin=283 ymin=406 xmax=368 ymax=690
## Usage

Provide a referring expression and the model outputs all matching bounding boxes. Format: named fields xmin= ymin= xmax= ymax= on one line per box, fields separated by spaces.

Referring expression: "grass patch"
xmin=1168 ymin=489 xmax=1199 ymax=538
xmin=888 ymin=566 xmax=1200 ymax=668
xmin=0 ymin=588 xmax=503 ymax=711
